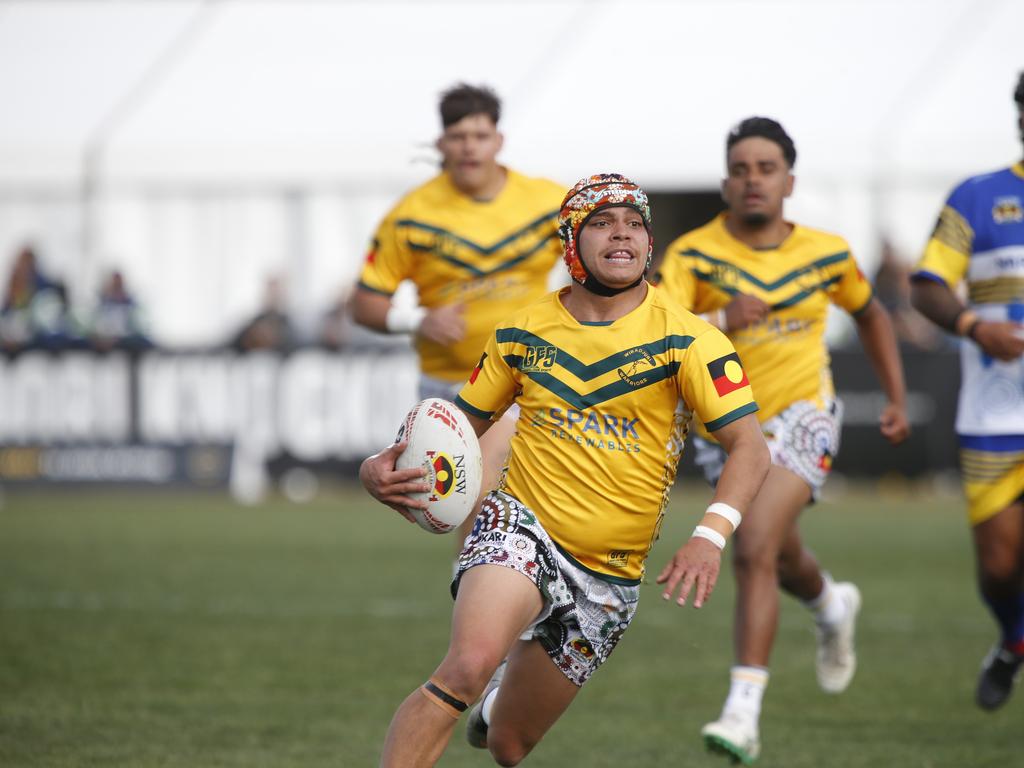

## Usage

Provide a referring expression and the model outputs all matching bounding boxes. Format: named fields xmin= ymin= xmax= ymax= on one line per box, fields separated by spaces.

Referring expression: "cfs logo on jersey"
xmin=426 ymin=450 xmax=467 ymax=501
xmin=521 ymin=345 xmax=557 ymax=372
xmin=709 ymin=262 xmax=742 ymax=291
xmin=707 ymin=352 xmax=749 ymax=397
xmin=993 ymin=196 xmax=1024 ymax=224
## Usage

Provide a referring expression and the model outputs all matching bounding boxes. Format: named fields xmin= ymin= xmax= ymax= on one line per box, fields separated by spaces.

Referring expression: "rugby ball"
xmin=394 ymin=398 xmax=483 ymax=534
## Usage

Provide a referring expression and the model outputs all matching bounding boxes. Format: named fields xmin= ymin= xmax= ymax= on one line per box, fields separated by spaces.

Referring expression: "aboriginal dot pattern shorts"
xmin=451 ymin=490 xmax=639 ymax=687
xmin=694 ymin=398 xmax=843 ymax=500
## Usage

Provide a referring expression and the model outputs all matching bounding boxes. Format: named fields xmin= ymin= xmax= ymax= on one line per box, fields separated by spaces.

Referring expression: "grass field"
xmin=1 ymin=481 xmax=1020 ymax=767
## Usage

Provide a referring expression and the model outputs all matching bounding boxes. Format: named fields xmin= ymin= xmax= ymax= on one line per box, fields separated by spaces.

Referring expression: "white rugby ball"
xmin=394 ymin=398 xmax=483 ymax=534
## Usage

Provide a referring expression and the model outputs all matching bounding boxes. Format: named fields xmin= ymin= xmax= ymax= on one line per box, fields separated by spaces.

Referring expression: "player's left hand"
xmin=656 ymin=538 xmax=721 ymax=608
xmin=879 ymin=402 xmax=910 ymax=445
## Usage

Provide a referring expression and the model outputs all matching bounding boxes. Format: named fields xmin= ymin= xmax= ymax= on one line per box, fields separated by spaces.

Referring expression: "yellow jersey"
xmin=358 ymin=169 xmax=565 ymax=382
xmin=656 ymin=213 xmax=872 ymax=424
xmin=455 ymin=284 xmax=757 ymax=584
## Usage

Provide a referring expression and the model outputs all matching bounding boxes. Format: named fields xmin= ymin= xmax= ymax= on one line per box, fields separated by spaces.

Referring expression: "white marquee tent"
xmin=1 ymin=0 xmax=1021 ymax=345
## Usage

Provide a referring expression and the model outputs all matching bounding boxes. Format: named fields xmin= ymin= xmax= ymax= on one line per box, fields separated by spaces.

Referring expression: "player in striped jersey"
xmin=360 ymin=174 xmax=770 ymax=767
xmin=911 ymin=72 xmax=1024 ymax=711
xmin=352 ymin=83 xmax=565 ymax=537
xmin=657 ymin=118 xmax=910 ymax=763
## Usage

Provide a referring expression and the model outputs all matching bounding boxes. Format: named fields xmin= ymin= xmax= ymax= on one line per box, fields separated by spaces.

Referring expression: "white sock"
xmin=722 ymin=666 xmax=769 ymax=722
xmin=805 ymin=573 xmax=845 ymax=626
xmin=480 ymin=687 xmax=499 ymax=726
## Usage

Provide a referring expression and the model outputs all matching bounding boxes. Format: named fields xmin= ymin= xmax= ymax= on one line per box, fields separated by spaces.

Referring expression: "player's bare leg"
xmin=732 ymin=465 xmax=811 ymax=666
xmin=702 ymin=465 xmax=809 ymax=764
xmin=479 ymin=638 xmax=580 ymax=765
xmin=973 ymin=500 xmax=1024 ymax=710
xmin=380 ymin=564 xmax=542 ymax=768
xmin=777 ymin=523 xmax=823 ymax=600
xmin=778 ymin=516 xmax=863 ymax=693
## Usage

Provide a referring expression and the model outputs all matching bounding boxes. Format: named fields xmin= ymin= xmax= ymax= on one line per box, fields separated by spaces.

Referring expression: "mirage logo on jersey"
xmin=521 ymin=345 xmax=557 ymax=372
xmin=617 ymin=347 xmax=656 ymax=387
xmin=993 ymin=196 xmax=1024 ymax=224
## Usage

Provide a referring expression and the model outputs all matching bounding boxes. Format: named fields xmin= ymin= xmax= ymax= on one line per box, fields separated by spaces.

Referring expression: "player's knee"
xmin=487 ymin=727 xmax=536 ymax=766
xmin=978 ymin=551 xmax=1022 ymax=587
xmin=436 ymin=649 xmax=503 ymax=700
xmin=732 ymin=539 xmax=776 ymax=576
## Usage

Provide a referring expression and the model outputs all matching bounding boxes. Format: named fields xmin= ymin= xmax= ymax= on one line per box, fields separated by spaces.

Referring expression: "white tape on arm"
xmin=705 ymin=502 xmax=742 ymax=531
xmin=700 ymin=309 xmax=726 ymax=330
xmin=691 ymin=524 xmax=727 ymax=550
xmin=385 ymin=305 xmax=427 ymax=334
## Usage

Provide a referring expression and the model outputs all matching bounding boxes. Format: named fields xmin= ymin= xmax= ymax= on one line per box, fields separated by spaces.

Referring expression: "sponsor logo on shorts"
xmin=521 ymin=345 xmax=557 ymax=372
xmin=706 ymin=352 xmax=750 ymax=397
xmin=570 ymin=637 xmax=595 ymax=659
xmin=475 ymin=530 xmax=506 ymax=544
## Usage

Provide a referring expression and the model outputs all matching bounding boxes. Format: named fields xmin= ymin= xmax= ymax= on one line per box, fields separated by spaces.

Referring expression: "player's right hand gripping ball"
xmin=394 ymin=398 xmax=482 ymax=533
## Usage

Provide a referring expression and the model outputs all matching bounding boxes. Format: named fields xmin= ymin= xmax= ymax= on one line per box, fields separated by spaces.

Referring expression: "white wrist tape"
xmin=385 ymin=305 xmax=427 ymax=334
xmin=692 ymin=525 xmax=726 ymax=550
xmin=706 ymin=502 xmax=742 ymax=531
xmin=700 ymin=309 xmax=726 ymax=330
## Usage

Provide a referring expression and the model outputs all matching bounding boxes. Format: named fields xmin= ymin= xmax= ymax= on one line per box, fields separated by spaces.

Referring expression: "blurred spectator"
xmin=0 ymin=244 xmax=80 ymax=353
xmin=89 ymin=269 xmax=153 ymax=352
xmin=230 ymin=275 xmax=296 ymax=352
xmin=319 ymin=289 xmax=353 ymax=351
xmin=873 ymin=239 xmax=946 ymax=351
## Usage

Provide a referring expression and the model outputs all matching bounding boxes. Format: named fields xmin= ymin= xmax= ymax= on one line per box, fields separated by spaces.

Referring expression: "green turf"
xmin=0 ymin=482 xmax=1019 ymax=767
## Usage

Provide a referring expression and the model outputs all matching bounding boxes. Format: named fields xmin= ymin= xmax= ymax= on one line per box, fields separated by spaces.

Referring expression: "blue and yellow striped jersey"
xmin=913 ymin=162 xmax=1024 ymax=437
xmin=656 ymin=213 xmax=872 ymax=423
xmin=455 ymin=285 xmax=757 ymax=583
xmin=358 ymin=169 xmax=565 ymax=382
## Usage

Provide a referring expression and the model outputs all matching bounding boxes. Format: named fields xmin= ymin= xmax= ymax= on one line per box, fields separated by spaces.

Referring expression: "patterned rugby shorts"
xmin=694 ymin=398 xmax=843 ymax=499
xmin=451 ymin=491 xmax=639 ymax=687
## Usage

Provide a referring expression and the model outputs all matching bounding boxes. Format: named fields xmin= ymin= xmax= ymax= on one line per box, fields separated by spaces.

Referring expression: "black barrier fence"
xmin=0 ymin=347 xmax=960 ymax=487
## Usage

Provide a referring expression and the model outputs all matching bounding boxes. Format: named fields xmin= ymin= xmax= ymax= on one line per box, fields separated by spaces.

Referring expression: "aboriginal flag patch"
xmin=707 ymin=352 xmax=749 ymax=397
xmin=469 ymin=352 xmax=487 ymax=384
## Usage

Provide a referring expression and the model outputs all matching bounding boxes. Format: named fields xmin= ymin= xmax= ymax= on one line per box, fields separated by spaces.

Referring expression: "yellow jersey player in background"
xmin=359 ymin=174 xmax=770 ymax=767
xmin=656 ymin=117 xmax=910 ymax=764
xmin=911 ymin=72 xmax=1024 ymax=712
xmin=352 ymin=83 xmax=565 ymax=535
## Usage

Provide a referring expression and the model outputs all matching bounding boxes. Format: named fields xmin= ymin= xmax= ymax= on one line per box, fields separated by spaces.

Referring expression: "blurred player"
xmin=910 ymin=72 xmax=1024 ymax=711
xmin=656 ymin=118 xmax=909 ymax=763
xmin=360 ymin=174 xmax=770 ymax=767
xmin=352 ymin=83 xmax=565 ymax=535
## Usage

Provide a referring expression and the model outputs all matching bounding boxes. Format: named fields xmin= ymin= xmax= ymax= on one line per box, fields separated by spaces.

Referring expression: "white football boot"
xmin=701 ymin=712 xmax=761 ymax=765
xmin=815 ymin=581 xmax=862 ymax=693
xmin=465 ymin=659 xmax=506 ymax=749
